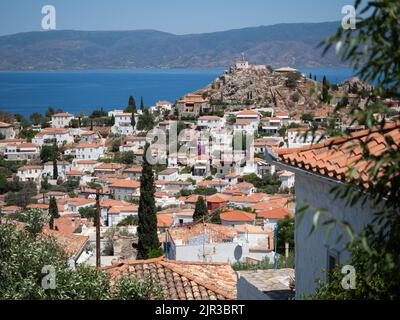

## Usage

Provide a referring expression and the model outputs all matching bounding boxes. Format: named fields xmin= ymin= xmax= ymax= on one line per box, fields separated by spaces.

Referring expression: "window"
xmin=327 ymin=249 xmax=339 ymax=283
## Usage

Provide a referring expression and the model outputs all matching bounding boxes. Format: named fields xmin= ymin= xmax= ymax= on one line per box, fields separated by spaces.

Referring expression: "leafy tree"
xmin=301 ymin=113 xmax=314 ymax=122
xmin=137 ymin=109 xmax=154 ymax=131
xmin=0 ymin=222 xmax=163 ymax=299
xmin=193 ymin=186 xmax=217 ymax=196
xmin=29 ymin=112 xmax=42 ymax=125
xmin=79 ymin=206 xmax=96 ymax=220
xmin=5 ymin=181 xmax=36 ymax=207
xmin=137 ymin=143 xmax=160 ymax=259
xmin=277 ymin=214 xmax=295 ymax=255
xmin=14 ymin=113 xmax=30 ymax=128
xmin=48 ymin=197 xmax=59 ymax=230
xmin=40 ymin=144 xmax=58 ymax=163
xmin=117 ymin=215 xmax=139 ymax=226
xmin=193 ymin=196 xmax=208 ymax=222
xmin=17 ymin=208 xmax=49 ymax=235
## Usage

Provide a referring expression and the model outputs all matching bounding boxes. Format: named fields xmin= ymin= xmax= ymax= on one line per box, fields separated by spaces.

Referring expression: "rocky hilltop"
xmin=197 ymin=64 xmax=372 ymax=118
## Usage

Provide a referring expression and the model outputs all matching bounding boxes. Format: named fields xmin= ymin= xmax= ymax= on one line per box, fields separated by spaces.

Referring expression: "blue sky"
xmin=0 ymin=0 xmax=355 ymax=36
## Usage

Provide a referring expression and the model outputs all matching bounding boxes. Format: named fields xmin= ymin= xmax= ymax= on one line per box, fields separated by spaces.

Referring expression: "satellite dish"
xmin=234 ymin=245 xmax=243 ymax=261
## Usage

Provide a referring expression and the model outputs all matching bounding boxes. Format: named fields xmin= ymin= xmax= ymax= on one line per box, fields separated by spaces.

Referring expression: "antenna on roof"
xmin=241 ymin=52 xmax=245 ymax=61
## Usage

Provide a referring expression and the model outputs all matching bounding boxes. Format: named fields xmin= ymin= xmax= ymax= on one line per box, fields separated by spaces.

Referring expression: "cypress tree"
xmin=140 ymin=96 xmax=145 ymax=111
xmin=52 ymin=141 xmax=58 ymax=179
xmin=126 ymin=96 xmax=137 ymax=113
xmin=137 ymin=143 xmax=160 ymax=259
xmin=49 ymin=197 xmax=59 ymax=230
xmin=193 ymin=196 xmax=208 ymax=222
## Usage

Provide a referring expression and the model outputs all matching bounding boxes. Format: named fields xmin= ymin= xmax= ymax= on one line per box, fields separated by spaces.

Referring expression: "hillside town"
xmin=0 ymin=60 xmax=399 ymax=300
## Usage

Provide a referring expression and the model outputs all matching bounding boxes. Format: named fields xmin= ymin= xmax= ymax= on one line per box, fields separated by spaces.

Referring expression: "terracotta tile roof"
xmin=100 ymin=199 xmax=130 ymax=207
xmin=158 ymin=168 xmax=178 ymax=175
xmin=197 ymin=180 xmax=228 ymax=187
xmin=75 ymin=143 xmax=101 ymax=148
xmin=157 ymin=214 xmax=174 ymax=228
xmin=178 ymin=194 xmax=200 ymax=204
xmin=110 ymin=180 xmax=140 ymax=189
xmin=168 ymin=223 xmax=237 ymax=247
xmin=257 ymin=208 xmax=293 ymax=220
xmin=95 ymin=163 xmax=123 ymax=170
xmin=53 ymin=112 xmax=73 ymax=117
xmin=198 ymin=116 xmax=221 ymax=121
xmin=206 ymin=193 xmax=230 ymax=203
xmin=123 ymin=167 xmax=142 ymax=173
xmin=235 ymin=120 xmax=252 ymax=125
xmin=1 ymin=205 xmax=22 ymax=212
xmin=220 ymin=210 xmax=256 ymax=222
xmin=108 ymin=205 xmax=138 ymax=214
xmin=0 ymin=121 xmax=12 ymax=127
xmin=18 ymin=165 xmax=43 ymax=171
xmin=276 ymin=121 xmax=400 ymax=185
xmin=234 ymin=224 xmax=270 ymax=234
xmin=44 ymin=229 xmax=88 ymax=257
xmin=237 ymin=110 xmax=260 ymax=116
xmin=75 ymin=160 xmax=98 ymax=164
xmin=232 ymin=182 xmax=254 ymax=189
xmin=66 ymin=170 xmax=84 ymax=176
xmin=102 ymin=257 xmax=237 ymax=300
xmin=228 ymin=193 xmax=268 ymax=203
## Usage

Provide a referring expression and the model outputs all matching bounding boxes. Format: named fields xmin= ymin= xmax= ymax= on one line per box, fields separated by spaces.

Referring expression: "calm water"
xmin=0 ymin=68 xmax=354 ymax=117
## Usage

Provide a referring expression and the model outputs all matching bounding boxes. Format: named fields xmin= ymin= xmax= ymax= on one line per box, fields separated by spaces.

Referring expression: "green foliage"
xmin=49 ymin=197 xmax=59 ymax=230
xmin=301 ymin=113 xmax=314 ymax=122
xmin=17 ymin=208 xmax=49 ymax=235
xmin=307 ymin=0 xmax=400 ymax=299
xmin=112 ymin=274 xmax=164 ymax=300
xmin=17 ymin=128 xmax=37 ymax=142
xmin=137 ymin=143 xmax=161 ymax=259
xmin=79 ymin=206 xmax=96 ymax=220
xmin=125 ymin=96 xmax=137 ymax=113
xmin=193 ymin=196 xmax=208 ymax=222
xmin=5 ymin=180 xmax=37 ymax=207
xmin=277 ymin=214 xmax=295 ymax=255
xmin=243 ymin=172 xmax=281 ymax=194
xmin=40 ymin=144 xmax=59 ymax=163
xmin=193 ymin=186 xmax=217 ymax=196
xmin=117 ymin=215 xmax=139 ymax=226
xmin=231 ymin=252 xmax=295 ymax=271
xmin=137 ymin=109 xmax=155 ymax=131
xmin=89 ymin=108 xmax=108 ymax=118
xmin=0 ymin=222 xmax=162 ymax=300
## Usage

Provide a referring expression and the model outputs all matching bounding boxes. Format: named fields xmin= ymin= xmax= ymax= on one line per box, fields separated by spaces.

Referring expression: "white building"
xmin=4 ymin=143 xmax=40 ymax=161
xmin=32 ymin=128 xmax=73 ymax=146
xmin=265 ymin=125 xmax=396 ymax=299
xmin=278 ymin=170 xmax=295 ymax=191
xmin=51 ymin=112 xmax=74 ymax=128
xmin=287 ymin=128 xmax=325 ymax=148
xmin=43 ymin=161 xmax=71 ymax=179
xmin=17 ymin=165 xmax=43 ymax=183
xmin=0 ymin=122 xmax=15 ymax=139
xmin=110 ymin=180 xmax=141 ymax=201
xmin=197 ymin=116 xmax=224 ymax=130
xmin=158 ymin=168 xmax=178 ymax=181
xmin=112 ymin=113 xmax=136 ymax=135
xmin=74 ymin=143 xmax=105 ymax=160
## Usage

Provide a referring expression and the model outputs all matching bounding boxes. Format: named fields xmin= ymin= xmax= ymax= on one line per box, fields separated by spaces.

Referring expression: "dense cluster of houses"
xmin=2 ymin=62 xmax=398 ymax=300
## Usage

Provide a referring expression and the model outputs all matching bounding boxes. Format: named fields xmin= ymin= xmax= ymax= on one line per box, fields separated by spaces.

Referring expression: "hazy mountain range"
xmin=0 ymin=21 xmax=345 ymax=70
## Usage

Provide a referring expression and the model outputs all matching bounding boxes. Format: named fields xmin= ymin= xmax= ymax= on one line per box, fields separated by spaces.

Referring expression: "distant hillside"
xmin=0 ymin=22 xmax=344 ymax=70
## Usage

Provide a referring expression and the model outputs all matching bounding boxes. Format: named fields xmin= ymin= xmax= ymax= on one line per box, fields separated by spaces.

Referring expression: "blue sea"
xmin=0 ymin=68 xmax=355 ymax=117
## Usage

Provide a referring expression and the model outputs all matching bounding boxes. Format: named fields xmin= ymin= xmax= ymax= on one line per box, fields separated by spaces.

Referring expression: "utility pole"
xmin=95 ymin=188 xmax=102 ymax=268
